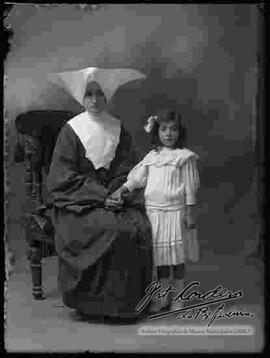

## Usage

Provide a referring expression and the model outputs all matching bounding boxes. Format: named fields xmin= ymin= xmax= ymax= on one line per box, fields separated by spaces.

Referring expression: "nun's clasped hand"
xmin=104 ymin=196 xmax=123 ymax=211
xmin=104 ymin=185 xmax=129 ymax=211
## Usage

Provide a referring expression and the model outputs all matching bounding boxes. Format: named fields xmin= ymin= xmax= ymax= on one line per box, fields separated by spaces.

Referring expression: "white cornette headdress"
xmin=47 ymin=67 xmax=146 ymax=170
xmin=48 ymin=67 xmax=146 ymax=105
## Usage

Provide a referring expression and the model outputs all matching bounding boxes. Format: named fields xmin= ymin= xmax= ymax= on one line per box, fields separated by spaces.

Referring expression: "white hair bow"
xmin=144 ymin=116 xmax=158 ymax=133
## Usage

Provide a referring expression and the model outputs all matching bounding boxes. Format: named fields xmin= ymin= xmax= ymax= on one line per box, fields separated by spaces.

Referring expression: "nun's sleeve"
xmin=182 ymin=156 xmax=200 ymax=205
xmin=47 ymin=124 xmax=108 ymax=211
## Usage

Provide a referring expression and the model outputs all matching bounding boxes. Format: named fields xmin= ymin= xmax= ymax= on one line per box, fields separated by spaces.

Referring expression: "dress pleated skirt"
xmin=146 ymin=208 xmax=186 ymax=267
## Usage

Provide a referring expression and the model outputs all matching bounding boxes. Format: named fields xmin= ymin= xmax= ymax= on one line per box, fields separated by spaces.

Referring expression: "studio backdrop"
xmin=4 ymin=4 xmax=261 ymax=263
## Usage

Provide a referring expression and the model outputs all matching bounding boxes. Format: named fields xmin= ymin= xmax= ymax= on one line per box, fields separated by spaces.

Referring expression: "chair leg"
xmin=28 ymin=246 xmax=45 ymax=300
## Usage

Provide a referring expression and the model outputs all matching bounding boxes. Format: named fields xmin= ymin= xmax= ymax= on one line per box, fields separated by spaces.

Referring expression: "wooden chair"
xmin=14 ymin=110 xmax=76 ymax=299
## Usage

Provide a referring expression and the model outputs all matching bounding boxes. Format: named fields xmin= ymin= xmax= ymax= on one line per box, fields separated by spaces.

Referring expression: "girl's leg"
xmin=150 ymin=265 xmax=171 ymax=313
xmin=170 ymin=264 xmax=186 ymax=310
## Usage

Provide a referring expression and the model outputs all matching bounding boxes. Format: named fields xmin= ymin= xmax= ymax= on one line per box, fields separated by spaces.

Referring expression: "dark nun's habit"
xmin=47 ymin=67 xmax=152 ymax=320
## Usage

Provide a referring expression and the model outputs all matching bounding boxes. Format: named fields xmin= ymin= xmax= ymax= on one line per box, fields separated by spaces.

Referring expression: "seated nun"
xmin=47 ymin=67 xmax=153 ymax=323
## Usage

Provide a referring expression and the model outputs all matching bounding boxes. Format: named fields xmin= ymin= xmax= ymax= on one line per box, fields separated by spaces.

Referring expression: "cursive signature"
xmin=135 ymin=281 xmax=176 ymax=313
xmin=177 ymin=304 xmax=254 ymax=326
xmin=135 ymin=281 xmax=247 ymax=324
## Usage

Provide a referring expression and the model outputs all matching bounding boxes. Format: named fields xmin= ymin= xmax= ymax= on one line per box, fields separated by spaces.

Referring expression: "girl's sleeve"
xmin=123 ymin=160 xmax=148 ymax=192
xmin=182 ymin=156 xmax=200 ymax=205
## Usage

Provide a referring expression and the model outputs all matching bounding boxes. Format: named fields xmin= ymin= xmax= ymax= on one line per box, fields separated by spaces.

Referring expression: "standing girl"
xmin=109 ymin=110 xmax=200 ymax=313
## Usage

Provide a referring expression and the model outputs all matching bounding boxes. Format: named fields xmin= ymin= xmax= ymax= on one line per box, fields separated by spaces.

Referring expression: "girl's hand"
xmin=185 ymin=214 xmax=196 ymax=230
xmin=110 ymin=186 xmax=129 ymax=202
xmin=109 ymin=188 xmax=124 ymax=202
xmin=105 ymin=186 xmax=130 ymax=210
xmin=104 ymin=196 xmax=123 ymax=210
xmin=105 ymin=186 xmax=127 ymax=210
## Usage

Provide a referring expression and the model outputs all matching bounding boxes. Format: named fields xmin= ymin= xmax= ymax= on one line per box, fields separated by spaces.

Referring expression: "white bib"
xmin=68 ymin=111 xmax=121 ymax=170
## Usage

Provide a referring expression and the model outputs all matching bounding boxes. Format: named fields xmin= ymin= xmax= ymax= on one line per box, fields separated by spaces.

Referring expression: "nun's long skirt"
xmin=63 ymin=220 xmax=152 ymax=320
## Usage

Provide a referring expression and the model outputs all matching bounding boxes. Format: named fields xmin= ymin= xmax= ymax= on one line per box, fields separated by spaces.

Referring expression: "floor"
xmin=4 ymin=249 xmax=265 ymax=353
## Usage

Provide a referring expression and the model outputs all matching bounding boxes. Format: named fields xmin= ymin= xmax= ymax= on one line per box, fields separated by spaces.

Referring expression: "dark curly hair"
xmin=149 ymin=110 xmax=187 ymax=151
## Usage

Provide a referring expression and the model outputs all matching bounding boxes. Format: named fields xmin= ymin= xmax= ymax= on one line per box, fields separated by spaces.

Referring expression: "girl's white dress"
xmin=124 ymin=147 xmax=200 ymax=270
